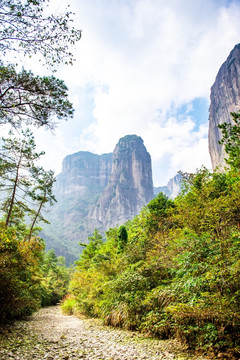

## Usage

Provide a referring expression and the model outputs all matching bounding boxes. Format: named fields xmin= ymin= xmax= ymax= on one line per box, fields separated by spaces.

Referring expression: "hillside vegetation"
xmin=0 ymin=221 xmax=70 ymax=322
xmin=62 ymin=113 xmax=240 ymax=358
xmin=0 ymin=130 xmax=70 ymax=322
xmin=1 ymin=111 xmax=240 ymax=357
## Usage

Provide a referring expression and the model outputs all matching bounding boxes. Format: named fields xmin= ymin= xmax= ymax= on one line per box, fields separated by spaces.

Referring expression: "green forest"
xmin=61 ymin=112 xmax=240 ymax=357
xmin=0 ymin=0 xmax=240 ymax=359
xmin=2 ymin=120 xmax=240 ymax=358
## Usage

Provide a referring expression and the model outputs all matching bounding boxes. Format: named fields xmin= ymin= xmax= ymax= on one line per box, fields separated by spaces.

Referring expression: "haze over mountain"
xmin=42 ymin=135 xmax=180 ymax=264
xmin=154 ymin=173 xmax=182 ymax=199
xmin=89 ymin=135 xmax=154 ymax=230
xmin=42 ymin=151 xmax=113 ymax=264
xmin=41 ymin=42 xmax=240 ymax=265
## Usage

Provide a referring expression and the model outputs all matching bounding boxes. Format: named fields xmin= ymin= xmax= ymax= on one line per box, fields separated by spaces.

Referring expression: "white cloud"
xmin=23 ymin=0 xmax=240 ymax=185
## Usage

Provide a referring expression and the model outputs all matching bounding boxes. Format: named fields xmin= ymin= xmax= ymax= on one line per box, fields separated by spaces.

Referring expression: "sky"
xmin=20 ymin=0 xmax=240 ymax=185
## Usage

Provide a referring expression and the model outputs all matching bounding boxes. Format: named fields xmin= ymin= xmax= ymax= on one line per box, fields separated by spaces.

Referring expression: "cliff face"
xmin=55 ymin=151 xmax=112 ymax=196
xmin=154 ymin=173 xmax=182 ymax=199
xmin=89 ymin=135 xmax=154 ymax=229
xmin=42 ymin=151 xmax=113 ymax=264
xmin=209 ymin=43 xmax=240 ymax=169
xmin=167 ymin=173 xmax=182 ymax=198
xmin=42 ymin=136 xmax=154 ymax=264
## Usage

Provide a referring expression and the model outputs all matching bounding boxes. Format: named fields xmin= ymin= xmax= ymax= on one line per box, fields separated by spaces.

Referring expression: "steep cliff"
xmin=42 ymin=151 xmax=112 ymax=264
xmin=42 ymin=136 xmax=155 ymax=263
xmin=89 ymin=135 xmax=154 ymax=229
xmin=55 ymin=151 xmax=112 ymax=196
xmin=154 ymin=173 xmax=182 ymax=199
xmin=209 ymin=43 xmax=240 ymax=169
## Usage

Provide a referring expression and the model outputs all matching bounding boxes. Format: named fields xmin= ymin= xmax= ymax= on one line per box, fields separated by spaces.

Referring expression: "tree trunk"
xmin=5 ymin=155 xmax=21 ymax=227
xmin=28 ymin=198 xmax=44 ymax=240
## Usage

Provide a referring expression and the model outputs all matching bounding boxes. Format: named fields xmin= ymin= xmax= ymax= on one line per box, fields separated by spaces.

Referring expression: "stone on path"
xmin=0 ymin=306 xmax=208 ymax=360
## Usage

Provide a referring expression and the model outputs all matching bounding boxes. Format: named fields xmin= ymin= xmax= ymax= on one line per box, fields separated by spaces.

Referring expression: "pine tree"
xmin=218 ymin=111 xmax=240 ymax=170
xmin=0 ymin=129 xmax=55 ymax=228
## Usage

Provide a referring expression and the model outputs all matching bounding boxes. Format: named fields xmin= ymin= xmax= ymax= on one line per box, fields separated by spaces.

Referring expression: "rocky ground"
xmin=0 ymin=306 xmax=210 ymax=360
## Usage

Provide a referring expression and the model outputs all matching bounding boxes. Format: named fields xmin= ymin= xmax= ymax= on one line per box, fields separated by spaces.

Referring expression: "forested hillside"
xmin=62 ymin=113 xmax=240 ymax=358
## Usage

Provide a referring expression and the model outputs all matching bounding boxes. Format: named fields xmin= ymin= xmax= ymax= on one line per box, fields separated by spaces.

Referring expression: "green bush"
xmin=0 ymin=223 xmax=44 ymax=322
xmin=61 ymin=295 xmax=77 ymax=315
xmin=40 ymin=250 xmax=70 ymax=306
xmin=67 ymin=119 xmax=240 ymax=357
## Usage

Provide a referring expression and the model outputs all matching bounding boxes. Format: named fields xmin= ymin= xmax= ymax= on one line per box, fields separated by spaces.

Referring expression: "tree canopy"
xmin=218 ymin=111 xmax=240 ymax=170
xmin=0 ymin=64 xmax=73 ymax=129
xmin=0 ymin=129 xmax=56 ymax=229
xmin=0 ymin=0 xmax=81 ymax=129
xmin=62 ymin=114 xmax=240 ymax=357
xmin=0 ymin=0 xmax=81 ymax=66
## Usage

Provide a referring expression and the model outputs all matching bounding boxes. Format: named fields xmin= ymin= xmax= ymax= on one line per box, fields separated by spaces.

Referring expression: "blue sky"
xmin=28 ymin=0 xmax=240 ymax=185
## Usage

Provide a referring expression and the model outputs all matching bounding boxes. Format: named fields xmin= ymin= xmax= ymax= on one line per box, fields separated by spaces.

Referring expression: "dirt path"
xmin=0 ymin=306 xmax=209 ymax=360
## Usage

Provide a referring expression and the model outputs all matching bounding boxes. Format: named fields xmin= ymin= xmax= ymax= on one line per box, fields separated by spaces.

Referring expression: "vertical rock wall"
xmin=209 ymin=44 xmax=240 ymax=169
xmin=89 ymin=135 xmax=154 ymax=229
xmin=54 ymin=151 xmax=113 ymax=196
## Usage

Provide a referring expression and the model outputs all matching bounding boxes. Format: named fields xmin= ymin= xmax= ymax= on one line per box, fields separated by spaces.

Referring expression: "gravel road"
xmin=0 ymin=306 xmax=210 ymax=360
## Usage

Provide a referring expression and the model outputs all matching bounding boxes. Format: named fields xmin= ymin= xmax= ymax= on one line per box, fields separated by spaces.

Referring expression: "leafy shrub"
xmin=0 ymin=223 xmax=44 ymax=322
xmin=67 ymin=120 xmax=240 ymax=357
xmin=61 ymin=295 xmax=77 ymax=315
xmin=40 ymin=250 xmax=70 ymax=306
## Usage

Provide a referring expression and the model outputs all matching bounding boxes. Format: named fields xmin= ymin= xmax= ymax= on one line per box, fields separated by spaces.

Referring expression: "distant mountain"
xmin=42 ymin=135 xmax=154 ymax=264
xmin=42 ymin=151 xmax=113 ymax=264
xmin=209 ymin=43 xmax=240 ymax=169
xmin=154 ymin=173 xmax=182 ymax=199
xmin=89 ymin=135 xmax=154 ymax=229
xmin=154 ymin=185 xmax=170 ymax=197
xmin=42 ymin=135 xmax=183 ymax=265
xmin=55 ymin=151 xmax=113 ymax=196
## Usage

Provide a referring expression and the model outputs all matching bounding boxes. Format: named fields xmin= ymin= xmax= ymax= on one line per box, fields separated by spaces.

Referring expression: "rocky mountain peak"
xmin=209 ymin=43 xmax=240 ymax=169
xmin=43 ymin=135 xmax=154 ymax=263
xmin=54 ymin=151 xmax=112 ymax=196
xmin=89 ymin=134 xmax=154 ymax=229
xmin=167 ymin=173 xmax=182 ymax=198
xmin=154 ymin=173 xmax=182 ymax=199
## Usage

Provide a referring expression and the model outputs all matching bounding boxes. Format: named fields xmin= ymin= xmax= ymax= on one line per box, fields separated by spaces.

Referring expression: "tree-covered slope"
xmin=63 ymin=114 xmax=240 ymax=358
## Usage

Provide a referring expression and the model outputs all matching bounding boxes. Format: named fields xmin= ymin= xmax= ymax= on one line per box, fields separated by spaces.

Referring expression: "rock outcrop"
xmin=42 ymin=136 xmax=154 ymax=263
xmin=89 ymin=135 xmax=154 ymax=229
xmin=42 ymin=151 xmax=112 ymax=264
xmin=55 ymin=151 xmax=112 ymax=196
xmin=209 ymin=43 xmax=240 ymax=169
xmin=166 ymin=173 xmax=182 ymax=198
xmin=154 ymin=173 xmax=182 ymax=199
